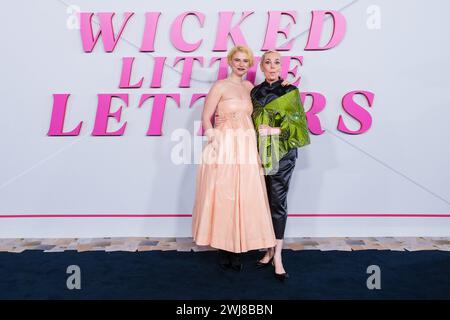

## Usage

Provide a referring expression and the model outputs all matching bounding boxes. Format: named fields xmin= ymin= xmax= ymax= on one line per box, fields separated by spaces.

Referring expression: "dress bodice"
xmin=217 ymin=98 xmax=253 ymax=117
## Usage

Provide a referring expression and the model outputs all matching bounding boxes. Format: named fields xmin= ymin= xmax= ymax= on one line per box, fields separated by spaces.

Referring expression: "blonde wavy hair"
xmin=227 ymin=45 xmax=255 ymax=67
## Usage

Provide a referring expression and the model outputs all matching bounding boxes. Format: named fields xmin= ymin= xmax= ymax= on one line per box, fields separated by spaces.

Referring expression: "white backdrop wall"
xmin=1 ymin=0 xmax=449 ymax=238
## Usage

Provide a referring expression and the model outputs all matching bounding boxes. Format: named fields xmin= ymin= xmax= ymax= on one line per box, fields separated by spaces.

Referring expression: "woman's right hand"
xmin=205 ymin=128 xmax=217 ymax=143
xmin=214 ymin=114 xmax=225 ymax=127
xmin=205 ymin=128 xmax=219 ymax=153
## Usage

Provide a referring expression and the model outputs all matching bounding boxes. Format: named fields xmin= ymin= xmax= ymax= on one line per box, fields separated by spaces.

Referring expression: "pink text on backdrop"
xmin=79 ymin=10 xmax=346 ymax=53
xmin=47 ymin=91 xmax=373 ymax=136
xmin=119 ymin=56 xmax=304 ymax=88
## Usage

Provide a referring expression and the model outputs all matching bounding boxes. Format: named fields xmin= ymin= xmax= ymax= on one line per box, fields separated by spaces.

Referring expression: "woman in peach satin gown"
xmin=192 ymin=46 xmax=277 ymax=270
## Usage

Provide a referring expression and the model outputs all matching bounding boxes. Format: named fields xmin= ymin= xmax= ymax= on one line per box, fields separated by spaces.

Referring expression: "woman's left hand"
xmin=259 ymin=124 xmax=281 ymax=136
xmin=281 ymin=79 xmax=291 ymax=87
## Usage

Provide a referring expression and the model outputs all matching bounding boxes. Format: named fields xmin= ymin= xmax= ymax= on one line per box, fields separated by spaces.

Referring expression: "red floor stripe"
xmin=0 ymin=214 xmax=449 ymax=218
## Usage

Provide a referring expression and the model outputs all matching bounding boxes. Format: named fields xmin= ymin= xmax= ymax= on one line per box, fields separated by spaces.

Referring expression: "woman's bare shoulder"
xmin=242 ymin=80 xmax=254 ymax=93
xmin=209 ymin=79 xmax=227 ymax=93
xmin=243 ymin=80 xmax=254 ymax=89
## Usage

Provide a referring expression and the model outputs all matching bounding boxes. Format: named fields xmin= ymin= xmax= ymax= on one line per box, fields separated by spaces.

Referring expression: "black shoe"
xmin=272 ymin=259 xmax=289 ymax=281
xmin=218 ymin=250 xmax=232 ymax=270
xmin=255 ymin=256 xmax=273 ymax=269
xmin=230 ymin=253 xmax=243 ymax=272
xmin=274 ymin=271 xmax=290 ymax=282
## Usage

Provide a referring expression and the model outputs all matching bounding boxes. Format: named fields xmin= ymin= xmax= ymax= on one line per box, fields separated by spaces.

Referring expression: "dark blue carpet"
xmin=0 ymin=250 xmax=449 ymax=299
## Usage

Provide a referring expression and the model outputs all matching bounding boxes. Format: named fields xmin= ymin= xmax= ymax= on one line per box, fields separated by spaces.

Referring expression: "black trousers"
xmin=264 ymin=148 xmax=298 ymax=239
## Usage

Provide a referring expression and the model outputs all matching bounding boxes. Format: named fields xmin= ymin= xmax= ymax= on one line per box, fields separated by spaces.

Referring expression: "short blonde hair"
xmin=260 ymin=50 xmax=281 ymax=67
xmin=227 ymin=45 xmax=254 ymax=67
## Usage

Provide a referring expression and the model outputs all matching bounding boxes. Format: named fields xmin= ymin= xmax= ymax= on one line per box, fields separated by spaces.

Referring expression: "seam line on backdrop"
xmin=324 ymin=128 xmax=450 ymax=207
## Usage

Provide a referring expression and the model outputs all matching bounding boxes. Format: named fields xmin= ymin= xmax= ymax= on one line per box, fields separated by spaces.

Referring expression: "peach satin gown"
xmin=192 ymin=97 xmax=277 ymax=253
